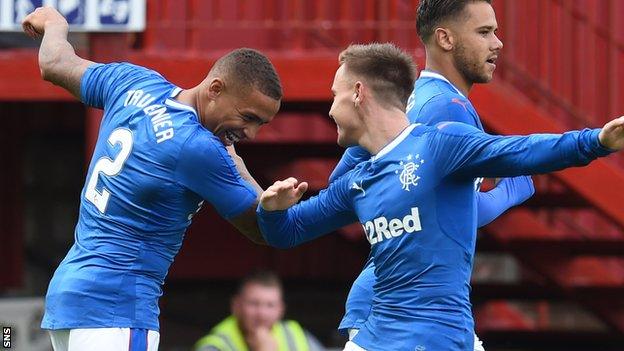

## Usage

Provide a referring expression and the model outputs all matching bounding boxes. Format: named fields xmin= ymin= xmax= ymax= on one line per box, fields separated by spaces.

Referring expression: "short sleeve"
xmin=175 ymin=131 xmax=257 ymax=219
xmin=81 ymin=62 xmax=156 ymax=110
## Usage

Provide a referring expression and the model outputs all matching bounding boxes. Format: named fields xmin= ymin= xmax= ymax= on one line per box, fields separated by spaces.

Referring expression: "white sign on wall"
xmin=0 ymin=0 xmax=145 ymax=32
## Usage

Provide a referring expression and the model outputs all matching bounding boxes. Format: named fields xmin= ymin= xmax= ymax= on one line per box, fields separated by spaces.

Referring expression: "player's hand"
xmin=260 ymin=177 xmax=309 ymax=211
xmin=22 ymin=6 xmax=68 ymax=39
xmin=599 ymin=116 xmax=624 ymax=151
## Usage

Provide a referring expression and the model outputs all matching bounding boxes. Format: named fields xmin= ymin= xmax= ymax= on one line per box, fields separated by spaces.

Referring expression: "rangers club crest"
xmin=395 ymin=154 xmax=424 ymax=191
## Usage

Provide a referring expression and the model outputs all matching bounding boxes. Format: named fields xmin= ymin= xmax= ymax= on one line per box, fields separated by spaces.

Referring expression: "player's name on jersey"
xmin=125 ymin=89 xmax=174 ymax=143
xmin=363 ymin=207 xmax=423 ymax=245
xmin=0 ymin=0 xmax=145 ymax=32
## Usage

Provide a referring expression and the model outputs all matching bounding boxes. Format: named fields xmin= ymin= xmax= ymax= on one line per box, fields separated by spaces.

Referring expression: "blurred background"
xmin=1 ymin=0 xmax=623 ymax=350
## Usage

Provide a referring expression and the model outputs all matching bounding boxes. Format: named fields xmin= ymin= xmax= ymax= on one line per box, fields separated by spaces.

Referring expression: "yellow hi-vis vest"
xmin=194 ymin=315 xmax=310 ymax=351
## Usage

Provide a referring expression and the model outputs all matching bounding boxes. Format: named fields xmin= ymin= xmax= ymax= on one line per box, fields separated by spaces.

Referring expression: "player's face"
xmin=204 ymin=86 xmax=280 ymax=146
xmin=451 ymin=2 xmax=503 ymax=84
xmin=329 ymin=65 xmax=362 ymax=147
xmin=232 ymin=284 xmax=285 ymax=333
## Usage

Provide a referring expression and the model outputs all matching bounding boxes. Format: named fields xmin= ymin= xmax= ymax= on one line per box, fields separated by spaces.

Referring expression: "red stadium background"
xmin=1 ymin=0 xmax=623 ymax=350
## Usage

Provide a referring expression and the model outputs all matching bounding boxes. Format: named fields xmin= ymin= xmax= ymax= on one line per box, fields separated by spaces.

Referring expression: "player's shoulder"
xmin=417 ymin=92 xmax=480 ymax=128
xmin=179 ymin=127 xmax=229 ymax=162
xmin=87 ymin=62 xmax=169 ymax=87
xmin=416 ymin=76 xmax=472 ymax=109
xmin=408 ymin=121 xmax=480 ymax=139
xmin=181 ymin=126 xmax=221 ymax=149
xmin=425 ymin=88 xmax=472 ymax=113
xmin=333 ymin=162 xmax=365 ymax=184
xmin=431 ymin=121 xmax=482 ymax=136
xmin=97 ymin=62 xmax=161 ymax=75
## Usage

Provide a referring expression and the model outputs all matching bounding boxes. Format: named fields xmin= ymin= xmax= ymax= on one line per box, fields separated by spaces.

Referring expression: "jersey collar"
xmin=165 ymin=87 xmax=199 ymax=117
xmin=371 ymin=123 xmax=420 ymax=161
xmin=419 ymin=70 xmax=466 ymax=98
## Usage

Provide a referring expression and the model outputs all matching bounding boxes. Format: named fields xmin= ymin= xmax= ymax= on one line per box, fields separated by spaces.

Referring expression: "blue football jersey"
xmin=258 ymin=123 xmax=609 ymax=350
xmin=336 ymin=70 xmax=533 ymax=334
xmin=337 ymin=71 xmax=480 ymax=334
xmin=42 ymin=63 xmax=257 ymax=331
xmin=329 ymin=70 xmax=482 ymax=183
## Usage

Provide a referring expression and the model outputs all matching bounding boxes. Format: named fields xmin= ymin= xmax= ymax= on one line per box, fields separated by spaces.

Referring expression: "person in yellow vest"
xmin=194 ymin=271 xmax=326 ymax=351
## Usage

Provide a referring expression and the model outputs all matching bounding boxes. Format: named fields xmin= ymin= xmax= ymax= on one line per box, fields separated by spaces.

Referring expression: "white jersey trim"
xmin=371 ymin=123 xmax=420 ymax=162
xmin=419 ymin=70 xmax=466 ymax=98
xmin=165 ymin=87 xmax=199 ymax=116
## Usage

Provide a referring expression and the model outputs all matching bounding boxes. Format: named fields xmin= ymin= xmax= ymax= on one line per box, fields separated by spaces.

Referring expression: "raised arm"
xmin=23 ymin=6 xmax=95 ymax=98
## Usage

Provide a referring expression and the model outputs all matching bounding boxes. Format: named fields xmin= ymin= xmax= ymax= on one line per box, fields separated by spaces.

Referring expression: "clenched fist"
xmin=22 ymin=6 xmax=68 ymax=38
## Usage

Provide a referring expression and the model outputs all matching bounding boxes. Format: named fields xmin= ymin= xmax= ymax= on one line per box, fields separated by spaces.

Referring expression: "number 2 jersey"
xmin=42 ymin=63 xmax=257 ymax=331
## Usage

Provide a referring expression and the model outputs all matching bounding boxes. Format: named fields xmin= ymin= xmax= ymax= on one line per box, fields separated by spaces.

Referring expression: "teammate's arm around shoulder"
xmin=23 ymin=7 xmax=95 ymax=98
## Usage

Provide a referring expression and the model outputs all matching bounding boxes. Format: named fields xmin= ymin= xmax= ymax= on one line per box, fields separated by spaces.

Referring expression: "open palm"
xmin=260 ymin=177 xmax=309 ymax=211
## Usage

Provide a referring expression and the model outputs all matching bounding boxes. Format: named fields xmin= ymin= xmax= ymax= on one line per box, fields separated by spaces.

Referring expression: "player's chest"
xmin=350 ymin=149 xmax=437 ymax=221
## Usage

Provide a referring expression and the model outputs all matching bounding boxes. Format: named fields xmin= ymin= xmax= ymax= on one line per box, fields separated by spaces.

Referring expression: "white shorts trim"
xmin=343 ymin=340 xmax=367 ymax=351
xmin=49 ymin=328 xmax=160 ymax=351
xmin=474 ymin=333 xmax=485 ymax=351
xmin=347 ymin=328 xmax=359 ymax=341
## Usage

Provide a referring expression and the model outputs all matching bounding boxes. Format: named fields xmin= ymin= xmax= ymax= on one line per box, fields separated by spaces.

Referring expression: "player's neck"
xmin=424 ymin=60 xmax=473 ymax=97
xmin=360 ymin=108 xmax=410 ymax=155
xmin=176 ymin=88 xmax=205 ymax=124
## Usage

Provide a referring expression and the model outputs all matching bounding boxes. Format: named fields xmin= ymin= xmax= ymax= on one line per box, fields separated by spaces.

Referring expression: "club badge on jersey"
xmin=395 ymin=154 xmax=425 ymax=191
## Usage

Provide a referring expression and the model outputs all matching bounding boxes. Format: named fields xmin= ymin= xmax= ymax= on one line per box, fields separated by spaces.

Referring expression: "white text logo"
xmin=363 ymin=207 xmax=422 ymax=245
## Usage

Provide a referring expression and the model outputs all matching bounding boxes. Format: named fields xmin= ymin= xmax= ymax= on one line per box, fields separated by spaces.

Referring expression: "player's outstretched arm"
xmin=599 ymin=116 xmax=624 ymax=150
xmin=257 ymin=176 xmax=357 ymax=248
xmin=260 ymin=177 xmax=309 ymax=211
xmin=431 ymin=119 xmax=618 ymax=179
xmin=22 ymin=6 xmax=95 ymax=98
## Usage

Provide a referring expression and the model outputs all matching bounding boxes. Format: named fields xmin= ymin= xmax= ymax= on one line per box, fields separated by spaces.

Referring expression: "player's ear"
xmin=353 ymin=81 xmax=363 ymax=107
xmin=207 ymin=78 xmax=225 ymax=99
xmin=434 ymin=27 xmax=454 ymax=51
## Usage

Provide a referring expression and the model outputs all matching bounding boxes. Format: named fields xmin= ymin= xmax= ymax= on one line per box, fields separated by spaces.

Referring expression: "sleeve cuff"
xmin=590 ymin=128 xmax=617 ymax=156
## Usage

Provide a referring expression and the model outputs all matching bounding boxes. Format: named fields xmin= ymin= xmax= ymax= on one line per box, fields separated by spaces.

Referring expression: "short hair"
xmin=338 ymin=43 xmax=416 ymax=110
xmin=416 ymin=0 xmax=493 ymax=43
xmin=211 ymin=48 xmax=283 ymax=101
xmin=237 ymin=270 xmax=283 ymax=295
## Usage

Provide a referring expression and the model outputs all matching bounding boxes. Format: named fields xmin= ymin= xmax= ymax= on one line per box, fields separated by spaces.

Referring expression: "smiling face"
xmin=199 ymin=80 xmax=281 ymax=146
xmin=329 ymin=65 xmax=362 ymax=148
xmin=449 ymin=1 xmax=503 ymax=84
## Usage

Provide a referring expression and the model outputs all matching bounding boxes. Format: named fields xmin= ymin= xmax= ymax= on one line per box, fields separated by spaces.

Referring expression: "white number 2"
xmin=85 ymin=128 xmax=133 ymax=214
